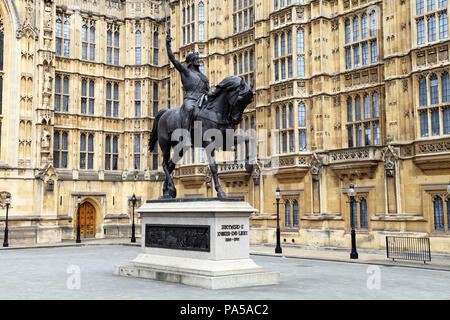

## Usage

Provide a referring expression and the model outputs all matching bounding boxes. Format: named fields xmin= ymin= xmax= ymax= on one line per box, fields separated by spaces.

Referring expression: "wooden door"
xmin=76 ymin=202 xmax=96 ymax=238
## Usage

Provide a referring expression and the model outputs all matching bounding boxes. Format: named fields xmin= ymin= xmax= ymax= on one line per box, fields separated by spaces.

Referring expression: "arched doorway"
xmin=75 ymin=202 xmax=96 ymax=238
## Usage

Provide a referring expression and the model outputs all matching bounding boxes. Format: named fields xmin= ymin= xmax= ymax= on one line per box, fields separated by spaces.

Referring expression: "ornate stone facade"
xmin=0 ymin=0 xmax=449 ymax=253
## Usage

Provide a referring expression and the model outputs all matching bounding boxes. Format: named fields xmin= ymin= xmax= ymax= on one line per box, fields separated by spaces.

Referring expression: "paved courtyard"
xmin=0 ymin=245 xmax=448 ymax=300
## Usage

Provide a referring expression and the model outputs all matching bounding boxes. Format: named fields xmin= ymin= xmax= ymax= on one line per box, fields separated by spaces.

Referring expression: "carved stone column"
xmin=382 ymin=145 xmax=399 ymax=214
xmin=309 ymin=153 xmax=323 ymax=214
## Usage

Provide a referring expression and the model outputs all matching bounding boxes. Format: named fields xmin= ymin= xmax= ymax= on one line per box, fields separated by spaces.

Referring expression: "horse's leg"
xmin=205 ymin=141 xmax=226 ymax=199
xmin=161 ymin=147 xmax=173 ymax=199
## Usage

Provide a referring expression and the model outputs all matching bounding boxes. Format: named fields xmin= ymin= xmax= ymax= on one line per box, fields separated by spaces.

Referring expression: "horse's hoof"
xmin=217 ymin=191 xmax=227 ymax=200
xmin=245 ymin=163 xmax=254 ymax=173
xmin=169 ymin=188 xmax=177 ymax=199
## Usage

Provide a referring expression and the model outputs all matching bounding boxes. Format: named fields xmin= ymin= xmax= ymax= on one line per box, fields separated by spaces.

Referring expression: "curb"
xmin=249 ymin=251 xmax=450 ymax=272
xmin=0 ymin=241 xmax=141 ymax=251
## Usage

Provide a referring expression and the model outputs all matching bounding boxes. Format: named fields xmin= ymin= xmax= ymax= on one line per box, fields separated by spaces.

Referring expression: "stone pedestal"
xmin=115 ymin=198 xmax=279 ymax=289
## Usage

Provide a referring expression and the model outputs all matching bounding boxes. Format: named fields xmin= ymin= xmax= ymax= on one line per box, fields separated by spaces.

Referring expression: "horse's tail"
xmin=149 ymin=108 xmax=168 ymax=152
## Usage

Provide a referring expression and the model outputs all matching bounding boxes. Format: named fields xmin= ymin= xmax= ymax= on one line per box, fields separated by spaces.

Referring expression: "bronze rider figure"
xmin=166 ymin=33 xmax=212 ymax=145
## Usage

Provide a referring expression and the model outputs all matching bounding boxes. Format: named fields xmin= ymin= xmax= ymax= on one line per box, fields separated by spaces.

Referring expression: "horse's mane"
xmin=208 ymin=76 xmax=241 ymax=104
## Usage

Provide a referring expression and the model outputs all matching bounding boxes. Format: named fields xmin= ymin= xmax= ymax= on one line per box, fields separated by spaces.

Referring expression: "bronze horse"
xmin=149 ymin=76 xmax=254 ymax=199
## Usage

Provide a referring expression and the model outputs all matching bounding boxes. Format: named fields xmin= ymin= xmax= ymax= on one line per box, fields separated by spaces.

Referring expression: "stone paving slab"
xmin=249 ymin=244 xmax=450 ymax=272
xmin=1 ymin=245 xmax=449 ymax=300
xmin=1 ymin=238 xmax=450 ymax=271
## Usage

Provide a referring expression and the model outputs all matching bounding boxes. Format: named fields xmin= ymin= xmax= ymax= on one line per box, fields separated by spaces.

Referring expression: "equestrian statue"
xmin=149 ymin=32 xmax=255 ymax=199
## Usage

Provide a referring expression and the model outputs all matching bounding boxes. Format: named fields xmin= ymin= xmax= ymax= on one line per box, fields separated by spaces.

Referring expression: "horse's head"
xmin=226 ymin=77 xmax=254 ymax=126
xmin=208 ymin=76 xmax=254 ymax=126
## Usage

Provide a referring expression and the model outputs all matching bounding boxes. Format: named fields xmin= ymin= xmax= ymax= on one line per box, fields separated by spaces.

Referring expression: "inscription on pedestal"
xmin=217 ymin=224 xmax=249 ymax=242
xmin=145 ymin=224 xmax=210 ymax=252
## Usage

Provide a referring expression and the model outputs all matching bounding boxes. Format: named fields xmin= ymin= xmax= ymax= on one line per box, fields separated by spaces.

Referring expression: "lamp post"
xmin=131 ymin=194 xmax=137 ymax=243
xmin=3 ymin=194 xmax=11 ymax=248
xmin=275 ymin=186 xmax=282 ymax=254
xmin=76 ymin=196 xmax=81 ymax=243
xmin=349 ymin=183 xmax=358 ymax=259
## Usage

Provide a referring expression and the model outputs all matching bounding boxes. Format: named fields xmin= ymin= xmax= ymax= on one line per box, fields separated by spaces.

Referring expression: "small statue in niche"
xmin=46 ymin=178 xmax=54 ymax=192
xmin=41 ymin=128 xmax=51 ymax=150
xmin=43 ymin=70 xmax=53 ymax=93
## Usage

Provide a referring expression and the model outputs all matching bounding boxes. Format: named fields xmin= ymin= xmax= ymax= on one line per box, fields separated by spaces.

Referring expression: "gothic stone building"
xmin=0 ymin=0 xmax=449 ymax=253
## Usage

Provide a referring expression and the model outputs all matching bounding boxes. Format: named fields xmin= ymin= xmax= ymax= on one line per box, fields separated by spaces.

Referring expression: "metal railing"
xmin=386 ymin=236 xmax=431 ymax=264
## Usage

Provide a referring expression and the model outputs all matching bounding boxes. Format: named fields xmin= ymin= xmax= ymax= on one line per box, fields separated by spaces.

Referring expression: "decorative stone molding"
xmin=309 ymin=153 xmax=322 ymax=181
xmin=0 ymin=192 xmax=12 ymax=209
xmin=381 ymin=144 xmax=399 ymax=177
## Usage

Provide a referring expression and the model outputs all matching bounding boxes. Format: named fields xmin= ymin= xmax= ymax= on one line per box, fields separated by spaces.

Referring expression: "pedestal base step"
xmin=114 ymin=264 xmax=279 ymax=290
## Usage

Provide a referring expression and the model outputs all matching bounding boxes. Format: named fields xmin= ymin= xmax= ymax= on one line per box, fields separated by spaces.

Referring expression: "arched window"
xmin=113 ymin=83 xmax=119 ymax=117
xmin=153 ymin=83 xmax=159 ymax=116
xmin=369 ymin=10 xmax=377 ymax=37
xmin=274 ymin=35 xmax=279 ymax=58
xmin=293 ymin=200 xmax=299 ymax=227
xmin=153 ymin=32 xmax=159 ymax=65
xmin=430 ymin=74 xmax=439 ymax=104
xmin=372 ymin=93 xmax=379 ymax=118
xmin=287 ymin=30 xmax=292 ymax=54
xmin=345 ymin=19 xmax=351 ymax=44
xmin=55 ymin=75 xmax=62 ymax=111
xmin=299 ymin=129 xmax=306 ymax=151
xmin=276 ymin=106 xmax=280 ymax=129
xmin=297 ymin=28 xmax=304 ymax=53
xmin=82 ymin=24 xmax=88 ymax=60
xmin=419 ymin=77 xmax=427 ymax=106
xmin=433 ymin=197 xmax=444 ymax=231
xmin=285 ymin=200 xmax=291 ymax=227
xmin=53 ymin=131 xmax=60 ymax=168
xmin=81 ymin=79 xmax=87 ymax=114
xmin=89 ymin=25 xmax=96 ymax=61
xmin=361 ymin=14 xmax=368 ymax=39
xmin=199 ymin=2 xmax=205 ymax=20
xmin=298 ymin=102 xmax=306 ymax=127
xmin=105 ymin=135 xmax=111 ymax=170
xmin=347 ymin=97 xmax=353 ymax=122
xmin=199 ymin=61 xmax=205 ymax=73
xmin=80 ymin=133 xmax=86 ymax=169
xmin=355 ymin=95 xmax=361 ymax=121
xmin=288 ymin=103 xmax=294 ymax=127
xmin=360 ymin=198 xmax=368 ymax=229
xmin=134 ymin=135 xmax=141 ymax=170
xmin=106 ymin=82 xmax=112 ymax=116
xmin=281 ymin=33 xmax=286 ymax=56
xmin=282 ymin=105 xmax=287 ymax=128
xmin=297 ymin=55 xmax=305 ymax=77
xmin=353 ymin=16 xmax=359 ymax=42
xmin=88 ymin=134 xmax=94 ymax=169
xmin=135 ymin=29 xmax=142 ymax=64
xmin=417 ymin=0 xmax=424 ymax=15
xmin=89 ymin=80 xmax=95 ymax=115
xmin=239 ymin=53 xmax=243 ymax=74
xmin=234 ymin=55 xmax=238 ymax=75
xmin=442 ymin=72 xmax=449 ymax=103
xmin=364 ymin=94 xmax=370 ymax=119
xmin=135 ymin=82 xmax=141 ymax=117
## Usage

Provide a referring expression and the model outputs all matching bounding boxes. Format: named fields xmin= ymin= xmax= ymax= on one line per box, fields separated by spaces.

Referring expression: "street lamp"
xmin=348 ymin=183 xmax=358 ymax=259
xmin=3 ymin=194 xmax=11 ymax=248
xmin=275 ymin=186 xmax=282 ymax=254
xmin=131 ymin=194 xmax=137 ymax=243
xmin=76 ymin=196 xmax=81 ymax=243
